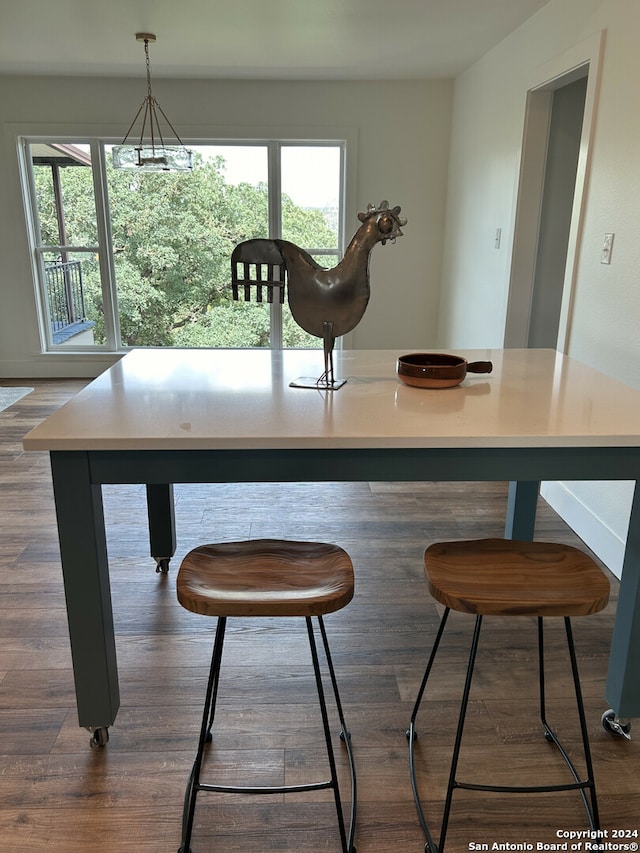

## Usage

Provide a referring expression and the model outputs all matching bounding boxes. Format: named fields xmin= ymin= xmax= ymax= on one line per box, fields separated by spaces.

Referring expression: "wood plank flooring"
xmin=0 ymin=380 xmax=638 ymax=852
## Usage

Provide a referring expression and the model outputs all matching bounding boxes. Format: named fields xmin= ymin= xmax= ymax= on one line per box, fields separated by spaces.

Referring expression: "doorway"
xmin=503 ymin=32 xmax=604 ymax=351
xmin=527 ymin=76 xmax=587 ymax=348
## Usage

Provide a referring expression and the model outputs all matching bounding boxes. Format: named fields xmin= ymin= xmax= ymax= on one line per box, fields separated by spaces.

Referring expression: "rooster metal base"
xmin=289 ymin=375 xmax=347 ymax=391
xmin=231 ymin=201 xmax=407 ymax=389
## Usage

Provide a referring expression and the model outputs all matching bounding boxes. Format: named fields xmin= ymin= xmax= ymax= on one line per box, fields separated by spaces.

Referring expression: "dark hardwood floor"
xmin=0 ymin=380 xmax=638 ymax=851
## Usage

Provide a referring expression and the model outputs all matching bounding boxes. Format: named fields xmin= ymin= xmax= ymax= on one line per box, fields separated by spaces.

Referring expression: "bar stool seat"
xmin=408 ymin=538 xmax=610 ymax=853
xmin=177 ymin=539 xmax=357 ymax=853
xmin=177 ymin=539 xmax=355 ymax=617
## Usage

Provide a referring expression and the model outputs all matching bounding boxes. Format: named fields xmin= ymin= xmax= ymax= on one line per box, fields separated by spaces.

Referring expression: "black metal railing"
xmin=45 ymin=259 xmax=88 ymax=332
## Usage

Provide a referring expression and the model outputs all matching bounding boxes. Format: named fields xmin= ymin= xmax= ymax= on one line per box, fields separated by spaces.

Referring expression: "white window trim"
xmin=18 ymin=132 xmax=350 ymax=354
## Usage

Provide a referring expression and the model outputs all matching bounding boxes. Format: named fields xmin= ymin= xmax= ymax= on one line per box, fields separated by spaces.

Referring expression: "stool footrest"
xmin=196 ymin=779 xmax=337 ymax=796
xmin=455 ymin=719 xmax=595 ymax=796
xmin=454 ymin=780 xmax=594 ymax=794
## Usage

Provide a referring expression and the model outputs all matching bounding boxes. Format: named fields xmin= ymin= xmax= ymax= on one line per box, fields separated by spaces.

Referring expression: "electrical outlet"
xmin=601 ymin=233 xmax=614 ymax=264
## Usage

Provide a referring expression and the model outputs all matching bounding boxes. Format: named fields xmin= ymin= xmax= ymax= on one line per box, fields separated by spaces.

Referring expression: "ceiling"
xmin=0 ymin=0 xmax=551 ymax=81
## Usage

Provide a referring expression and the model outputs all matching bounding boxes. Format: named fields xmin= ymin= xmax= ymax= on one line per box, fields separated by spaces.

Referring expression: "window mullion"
xmin=267 ymin=141 xmax=283 ymax=350
xmin=20 ymin=140 xmax=52 ymax=348
xmin=91 ymin=142 xmax=120 ymax=350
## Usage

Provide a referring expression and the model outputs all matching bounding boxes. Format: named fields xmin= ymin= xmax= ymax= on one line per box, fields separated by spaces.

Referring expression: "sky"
xmin=80 ymin=141 xmax=340 ymax=209
xmin=193 ymin=144 xmax=340 ymax=209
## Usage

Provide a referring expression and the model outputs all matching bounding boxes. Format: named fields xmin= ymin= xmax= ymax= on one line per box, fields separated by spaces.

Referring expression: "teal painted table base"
xmin=50 ymin=445 xmax=640 ymax=731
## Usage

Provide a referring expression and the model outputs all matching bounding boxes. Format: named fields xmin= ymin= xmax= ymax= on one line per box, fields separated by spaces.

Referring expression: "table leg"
xmin=146 ymin=483 xmax=176 ymax=572
xmin=505 ymin=481 xmax=540 ymax=540
xmin=605 ymin=480 xmax=640 ymax=718
xmin=50 ymin=451 xmax=120 ymax=729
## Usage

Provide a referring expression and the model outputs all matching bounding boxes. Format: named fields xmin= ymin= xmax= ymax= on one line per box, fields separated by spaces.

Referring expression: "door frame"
xmin=504 ymin=31 xmax=605 ymax=351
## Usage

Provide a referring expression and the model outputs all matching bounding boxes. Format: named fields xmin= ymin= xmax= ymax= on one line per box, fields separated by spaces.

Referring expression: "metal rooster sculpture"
xmin=231 ymin=200 xmax=407 ymax=389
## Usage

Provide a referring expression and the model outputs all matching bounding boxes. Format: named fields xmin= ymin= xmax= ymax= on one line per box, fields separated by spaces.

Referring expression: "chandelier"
xmin=112 ymin=33 xmax=193 ymax=172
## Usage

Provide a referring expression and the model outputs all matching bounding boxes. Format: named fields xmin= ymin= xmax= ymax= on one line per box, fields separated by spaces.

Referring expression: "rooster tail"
xmin=230 ymin=239 xmax=287 ymax=304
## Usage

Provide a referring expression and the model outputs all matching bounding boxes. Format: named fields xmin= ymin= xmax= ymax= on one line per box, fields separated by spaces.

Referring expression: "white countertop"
xmin=22 ymin=348 xmax=640 ymax=451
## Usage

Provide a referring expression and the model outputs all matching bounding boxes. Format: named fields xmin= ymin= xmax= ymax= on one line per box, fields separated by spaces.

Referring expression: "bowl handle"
xmin=466 ymin=361 xmax=493 ymax=374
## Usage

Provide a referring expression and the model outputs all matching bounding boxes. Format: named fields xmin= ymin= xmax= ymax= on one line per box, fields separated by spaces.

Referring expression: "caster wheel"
xmin=340 ymin=729 xmax=351 ymax=742
xmin=406 ymin=728 xmax=417 ymax=742
xmin=89 ymin=726 xmax=109 ymax=749
xmin=155 ymin=558 xmax=170 ymax=574
xmin=601 ymin=709 xmax=631 ymax=739
xmin=205 ymin=731 xmax=213 ymax=743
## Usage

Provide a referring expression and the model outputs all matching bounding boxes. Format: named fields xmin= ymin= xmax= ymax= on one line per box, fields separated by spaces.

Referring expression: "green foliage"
xmin=282 ymin=195 xmax=337 ymax=248
xmin=33 ymin=147 xmax=337 ymax=348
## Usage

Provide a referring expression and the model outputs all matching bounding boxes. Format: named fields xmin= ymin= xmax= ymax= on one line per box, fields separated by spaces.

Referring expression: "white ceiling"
xmin=0 ymin=0 xmax=551 ymax=80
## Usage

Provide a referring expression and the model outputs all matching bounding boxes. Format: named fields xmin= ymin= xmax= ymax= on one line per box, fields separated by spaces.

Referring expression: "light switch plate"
xmin=601 ymin=233 xmax=614 ymax=264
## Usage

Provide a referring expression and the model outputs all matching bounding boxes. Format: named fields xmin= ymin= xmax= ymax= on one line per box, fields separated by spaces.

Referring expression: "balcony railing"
xmin=45 ymin=259 xmax=94 ymax=344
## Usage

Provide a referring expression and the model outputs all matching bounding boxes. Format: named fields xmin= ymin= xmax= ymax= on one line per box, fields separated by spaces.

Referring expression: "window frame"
xmin=19 ymin=136 xmax=346 ymax=353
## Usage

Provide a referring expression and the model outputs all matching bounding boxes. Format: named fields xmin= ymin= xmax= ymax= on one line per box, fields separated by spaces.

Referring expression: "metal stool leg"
xmin=409 ymin=608 xmax=451 ymax=733
xmin=179 ymin=616 xmax=227 ymax=853
xmin=538 ymin=616 xmax=600 ymax=830
xmin=306 ymin=616 xmax=356 ymax=853
xmin=438 ymin=614 xmax=483 ymax=853
xmin=317 ymin=615 xmax=357 ymax=851
xmin=564 ymin=618 xmax=601 ymax=829
xmin=407 ymin=608 xmax=451 ymax=853
xmin=537 ymin=617 xmax=600 ymax=830
xmin=408 ymin=609 xmax=485 ymax=853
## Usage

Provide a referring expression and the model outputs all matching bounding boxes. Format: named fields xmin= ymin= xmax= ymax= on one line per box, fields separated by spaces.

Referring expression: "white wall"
xmin=0 ymin=76 xmax=452 ymax=377
xmin=438 ymin=0 xmax=640 ymax=576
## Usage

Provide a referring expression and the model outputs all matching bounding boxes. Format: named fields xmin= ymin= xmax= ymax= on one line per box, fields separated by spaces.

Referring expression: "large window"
xmin=21 ymin=140 xmax=344 ymax=351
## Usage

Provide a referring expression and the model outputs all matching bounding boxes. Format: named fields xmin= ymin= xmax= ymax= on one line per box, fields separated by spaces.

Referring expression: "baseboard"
xmin=0 ymin=353 xmax=119 ymax=379
xmin=540 ymin=481 xmax=624 ymax=580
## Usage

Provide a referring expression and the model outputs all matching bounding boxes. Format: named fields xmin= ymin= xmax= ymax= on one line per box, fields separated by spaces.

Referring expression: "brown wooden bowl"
xmin=396 ymin=353 xmax=493 ymax=388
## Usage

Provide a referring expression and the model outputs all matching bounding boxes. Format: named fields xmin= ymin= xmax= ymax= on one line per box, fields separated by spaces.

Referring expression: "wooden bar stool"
xmin=176 ymin=538 xmax=357 ymax=853
xmin=408 ymin=538 xmax=610 ymax=853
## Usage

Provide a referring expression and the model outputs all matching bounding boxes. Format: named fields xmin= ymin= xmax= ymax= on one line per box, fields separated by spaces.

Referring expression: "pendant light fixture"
xmin=112 ymin=33 xmax=193 ymax=172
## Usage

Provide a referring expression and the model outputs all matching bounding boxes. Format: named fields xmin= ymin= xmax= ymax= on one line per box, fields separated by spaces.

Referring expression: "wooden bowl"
xmin=396 ymin=353 xmax=493 ymax=389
